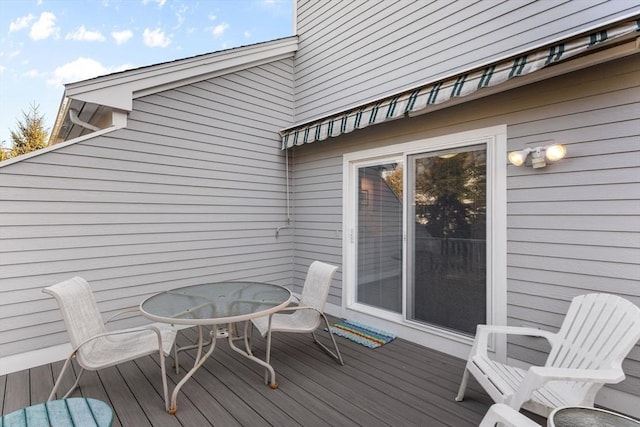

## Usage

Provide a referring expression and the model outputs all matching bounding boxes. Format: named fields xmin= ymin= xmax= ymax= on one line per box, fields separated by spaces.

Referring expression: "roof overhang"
xmin=49 ymin=36 xmax=299 ymax=145
xmin=281 ymin=18 xmax=639 ymax=149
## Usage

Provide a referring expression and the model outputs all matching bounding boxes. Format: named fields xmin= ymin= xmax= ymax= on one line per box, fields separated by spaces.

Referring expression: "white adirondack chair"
xmin=455 ymin=293 xmax=640 ymax=417
xmin=479 ymin=403 xmax=540 ymax=427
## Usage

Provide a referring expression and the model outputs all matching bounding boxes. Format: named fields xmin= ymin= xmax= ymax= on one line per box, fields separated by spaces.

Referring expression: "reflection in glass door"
xmin=356 ymin=162 xmax=403 ymax=313
xmin=407 ymin=146 xmax=487 ymax=335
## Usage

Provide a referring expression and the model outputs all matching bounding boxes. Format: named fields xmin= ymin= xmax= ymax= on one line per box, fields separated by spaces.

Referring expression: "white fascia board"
xmin=48 ymin=95 xmax=71 ymax=145
xmin=65 ymin=36 xmax=299 ymax=111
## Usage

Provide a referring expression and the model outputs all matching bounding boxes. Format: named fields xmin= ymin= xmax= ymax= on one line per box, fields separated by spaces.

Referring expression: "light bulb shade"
xmin=508 ymin=150 xmax=528 ymax=166
xmin=545 ymin=144 xmax=566 ymax=162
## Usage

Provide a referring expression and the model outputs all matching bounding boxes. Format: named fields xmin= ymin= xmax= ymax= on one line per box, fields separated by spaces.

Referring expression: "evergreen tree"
xmin=0 ymin=144 xmax=9 ymax=161
xmin=7 ymin=102 xmax=49 ymax=159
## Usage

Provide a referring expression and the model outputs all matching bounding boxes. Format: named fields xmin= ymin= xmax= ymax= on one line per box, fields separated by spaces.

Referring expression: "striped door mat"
xmin=330 ymin=320 xmax=396 ymax=348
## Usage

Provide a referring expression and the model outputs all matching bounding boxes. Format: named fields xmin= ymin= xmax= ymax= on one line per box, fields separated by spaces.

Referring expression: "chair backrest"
xmin=545 ymin=293 xmax=640 ymax=403
xmin=43 ymin=277 xmax=107 ymax=350
xmin=300 ymin=261 xmax=339 ymax=312
xmin=547 ymin=293 xmax=640 ymax=369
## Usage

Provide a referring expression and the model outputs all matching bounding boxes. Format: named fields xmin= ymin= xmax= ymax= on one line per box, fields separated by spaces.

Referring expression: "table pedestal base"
xmin=169 ymin=321 xmax=278 ymax=414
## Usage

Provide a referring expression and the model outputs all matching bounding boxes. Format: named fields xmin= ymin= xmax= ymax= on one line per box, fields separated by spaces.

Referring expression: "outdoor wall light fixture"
xmin=508 ymin=144 xmax=566 ymax=168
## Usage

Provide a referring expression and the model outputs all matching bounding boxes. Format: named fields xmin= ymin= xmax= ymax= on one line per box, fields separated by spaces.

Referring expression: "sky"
xmin=0 ymin=0 xmax=294 ymax=148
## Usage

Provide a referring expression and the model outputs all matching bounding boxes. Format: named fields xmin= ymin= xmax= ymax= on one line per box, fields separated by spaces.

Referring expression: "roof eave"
xmin=48 ymin=36 xmax=299 ymax=144
xmin=65 ymin=36 xmax=299 ymax=112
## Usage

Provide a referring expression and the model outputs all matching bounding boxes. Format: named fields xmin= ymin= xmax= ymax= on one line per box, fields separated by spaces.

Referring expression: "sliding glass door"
xmin=406 ymin=146 xmax=486 ymax=334
xmin=346 ymin=133 xmax=497 ymax=338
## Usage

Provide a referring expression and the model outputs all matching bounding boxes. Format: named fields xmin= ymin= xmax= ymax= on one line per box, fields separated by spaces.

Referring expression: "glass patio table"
xmin=548 ymin=406 xmax=640 ymax=427
xmin=140 ymin=281 xmax=292 ymax=414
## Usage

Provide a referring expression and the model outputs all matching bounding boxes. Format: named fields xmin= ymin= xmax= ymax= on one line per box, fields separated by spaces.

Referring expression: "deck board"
xmin=1 ymin=323 xmax=545 ymax=426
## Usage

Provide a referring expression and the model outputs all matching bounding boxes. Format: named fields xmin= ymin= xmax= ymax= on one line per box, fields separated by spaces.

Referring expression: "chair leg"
xmin=455 ymin=367 xmax=470 ymax=402
xmin=244 ymin=321 xmax=254 ymax=356
xmin=158 ymin=348 xmax=170 ymax=412
xmin=264 ymin=326 xmax=273 ymax=384
xmin=174 ymin=341 xmax=180 ymax=374
xmin=312 ymin=313 xmax=344 ymax=365
xmin=48 ymin=355 xmax=73 ymax=401
xmin=61 ymin=367 xmax=85 ymax=399
xmin=49 ymin=353 xmax=86 ymax=401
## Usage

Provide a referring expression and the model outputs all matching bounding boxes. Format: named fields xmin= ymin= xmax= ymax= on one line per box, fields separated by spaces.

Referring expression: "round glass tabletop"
xmin=549 ymin=406 xmax=640 ymax=427
xmin=140 ymin=281 xmax=292 ymax=325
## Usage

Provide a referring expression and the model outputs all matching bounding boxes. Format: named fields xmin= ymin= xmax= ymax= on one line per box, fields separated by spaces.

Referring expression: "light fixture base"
xmin=531 ymin=156 xmax=546 ymax=168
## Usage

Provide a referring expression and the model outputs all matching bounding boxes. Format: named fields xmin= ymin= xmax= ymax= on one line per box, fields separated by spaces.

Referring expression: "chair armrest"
xmin=528 ymin=366 xmax=625 ymax=383
xmin=509 ymin=366 xmax=625 ymax=410
xmin=72 ymin=325 xmax=165 ymax=354
xmin=104 ymin=306 xmax=140 ymax=324
xmin=470 ymin=325 xmax=557 ymax=359
xmin=272 ymin=305 xmax=318 ymax=314
xmin=476 ymin=324 xmax=557 ymax=339
xmin=261 ymin=305 xmax=319 ymax=330
xmin=479 ymin=403 xmax=540 ymax=427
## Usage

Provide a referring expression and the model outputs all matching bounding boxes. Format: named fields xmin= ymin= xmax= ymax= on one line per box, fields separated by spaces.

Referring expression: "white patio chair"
xmin=43 ymin=276 xmax=177 ymax=411
xmin=251 ymin=261 xmax=344 ymax=375
xmin=479 ymin=403 xmax=540 ymax=427
xmin=455 ymin=293 xmax=640 ymax=417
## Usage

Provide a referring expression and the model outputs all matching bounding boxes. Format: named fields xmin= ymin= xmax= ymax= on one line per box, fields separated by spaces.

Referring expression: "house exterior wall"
xmin=287 ymin=0 xmax=640 ymax=413
xmin=289 ymin=53 xmax=640 ymax=406
xmin=0 ymin=59 xmax=294 ymax=358
xmin=293 ymin=0 xmax=637 ymax=124
xmin=0 ymin=0 xmax=637 ymax=415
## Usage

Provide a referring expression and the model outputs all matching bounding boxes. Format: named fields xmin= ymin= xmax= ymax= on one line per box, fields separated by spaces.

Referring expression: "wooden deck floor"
xmin=1 ymin=326 xmax=543 ymax=426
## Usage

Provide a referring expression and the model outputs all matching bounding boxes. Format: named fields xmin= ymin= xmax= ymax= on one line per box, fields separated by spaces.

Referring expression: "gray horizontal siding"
xmin=289 ymin=54 xmax=639 ymax=396
xmin=288 ymin=148 xmax=344 ymax=304
xmin=0 ymin=59 xmax=295 ymax=357
xmin=293 ymin=0 xmax=637 ymax=123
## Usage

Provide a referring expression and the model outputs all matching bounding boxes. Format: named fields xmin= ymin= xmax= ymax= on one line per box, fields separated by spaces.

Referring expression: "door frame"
xmin=342 ymin=125 xmax=507 ymax=360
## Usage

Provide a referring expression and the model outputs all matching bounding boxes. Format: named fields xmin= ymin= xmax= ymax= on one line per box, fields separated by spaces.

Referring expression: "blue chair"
xmin=1 ymin=397 xmax=113 ymax=426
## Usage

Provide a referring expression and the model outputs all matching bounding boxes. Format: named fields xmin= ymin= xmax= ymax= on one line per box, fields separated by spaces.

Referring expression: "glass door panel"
xmin=407 ymin=146 xmax=486 ymax=335
xmin=357 ymin=162 xmax=403 ymax=313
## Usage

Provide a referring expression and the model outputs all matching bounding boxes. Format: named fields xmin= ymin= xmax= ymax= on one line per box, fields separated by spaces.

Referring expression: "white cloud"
xmin=261 ymin=0 xmax=285 ymax=6
xmin=173 ymin=4 xmax=188 ymax=29
xmin=211 ymin=23 xmax=229 ymax=38
xmin=143 ymin=28 xmax=171 ymax=47
xmin=66 ymin=25 xmax=106 ymax=42
xmin=9 ymin=14 xmax=34 ymax=32
xmin=24 ymin=69 xmax=43 ymax=78
xmin=111 ymin=29 xmax=133 ymax=45
xmin=29 ymin=12 xmax=59 ymax=41
xmin=208 ymin=14 xmax=217 ymax=21
xmin=142 ymin=0 xmax=167 ymax=7
xmin=244 ymin=31 xmax=251 ymax=38
xmin=0 ymin=65 xmax=5 ymax=74
xmin=47 ymin=57 xmax=131 ymax=87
